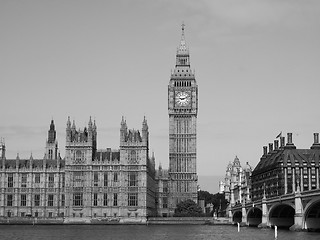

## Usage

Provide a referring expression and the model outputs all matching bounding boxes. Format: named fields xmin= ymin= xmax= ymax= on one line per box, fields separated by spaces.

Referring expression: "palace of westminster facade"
xmin=0 ymin=26 xmax=199 ymax=222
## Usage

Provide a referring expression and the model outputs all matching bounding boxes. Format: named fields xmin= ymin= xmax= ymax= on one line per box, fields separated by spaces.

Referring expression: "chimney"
xmin=268 ymin=143 xmax=273 ymax=153
xmin=314 ymin=133 xmax=319 ymax=144
xmin=263 ymin=146 xmax=268 ymax=156
xmin=287 ymin=133 xmax=292 ymax=144
xmin=284 ymin=133 xmax=296 ymax=149
xmin=274 ymin=140 xmax=279 ymax=150
xmin=311 ymin=133 xmax=320 ymax=149
xmin=280 ymin=136 xmax=285 ymax=148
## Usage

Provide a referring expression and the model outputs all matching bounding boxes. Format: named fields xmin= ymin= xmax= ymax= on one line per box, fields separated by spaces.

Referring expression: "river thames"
xmin=0 ymin=225 xmax=319 ymax=240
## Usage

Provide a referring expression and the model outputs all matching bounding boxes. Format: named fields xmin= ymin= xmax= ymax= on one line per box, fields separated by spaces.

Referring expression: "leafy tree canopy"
xmin=173 ymin=199 xmax=204 ymax=217
xmin=198 ymin=190 xmax=229 ymax=212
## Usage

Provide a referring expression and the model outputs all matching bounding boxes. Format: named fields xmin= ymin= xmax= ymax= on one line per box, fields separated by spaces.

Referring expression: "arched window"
xmin=75 ymin=150 xmax=82 ymax=163
xmin=48 ymin=149 xmax=52 ymax=159
xmin=130 ymin=150 xmax=137 ymax=164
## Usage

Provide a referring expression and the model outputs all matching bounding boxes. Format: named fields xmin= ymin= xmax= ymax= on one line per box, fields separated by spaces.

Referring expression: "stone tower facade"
xmin=119 ymin=117 xmax=156 ymax=218
xmin=64 ymin=116 xmax=97 ymax=219
xmin=168 ymin=24 xmax=198 ymax=209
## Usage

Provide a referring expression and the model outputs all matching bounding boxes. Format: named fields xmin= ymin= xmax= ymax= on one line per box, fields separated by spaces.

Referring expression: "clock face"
xmin=175 ymin=91 xmax=191 ymax=106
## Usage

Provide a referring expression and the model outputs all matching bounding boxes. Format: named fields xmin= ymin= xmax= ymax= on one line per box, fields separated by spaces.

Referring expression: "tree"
xmin=173 ymin=199 xmax=204 ymax=217
xmin=198 ymin=190 xmax=229 ymax=216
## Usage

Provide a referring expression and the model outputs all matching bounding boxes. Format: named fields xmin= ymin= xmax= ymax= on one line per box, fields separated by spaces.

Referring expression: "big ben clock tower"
xmin=168 ymin=24 xmax=198 ymax=210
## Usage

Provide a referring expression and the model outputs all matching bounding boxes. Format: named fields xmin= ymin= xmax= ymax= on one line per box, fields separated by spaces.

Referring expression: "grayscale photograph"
xmin=0 ymin=0 xmax=320 ymax=239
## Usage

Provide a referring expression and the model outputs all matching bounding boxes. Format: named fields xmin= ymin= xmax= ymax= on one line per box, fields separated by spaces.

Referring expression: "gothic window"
xmin=21 ymin=174 xmax=27 ymax=188
xmin=104 ymin=173 xmax=108 ymax=187
xmin=7 ymin=194 xmax=13 ymax=206
xmin=48 ymin=149 xmax=53 ymax=159
xmin=62 ymin=175 xmax=65 ymax=188
xmin=61 ymin=194 xmax=65 ymax=207
xmin=94 ymin=172 xmax=99 ymax=186
xmin=129 ymin=150 xmax=138 ymax=164
xmin=75 ymin=150 xmax=83 ymax=164
xmin=103 ymin=193 xmax=108 ymax=206
xmin=73 ymin=193 xmax=83 ymax=206
xmin=35 ymin=174 xmax=40 ymax=183
xmin=113 ymin=193 xmax=118 ymax=206
xmin=34 ymin=194 xmax=40 ymax=206
xmin=163 ymin=182 xmax=168 ymax=193
xmin=20 ymin=194 xmax=27 ymax=206
xmin=93 ymin=193 xmax=98 ymax=206
xmin=128 ymin=172 xmax=138 ymax=187
xmin=163 ymin=197 xmax=168 ymax=208
xmin=8 ymin=174 xmax=13 ymax=188
xmin=114 ymin=172 xmax=118 ymax=182
xmin=48 ymin=194 xmax=54 ymax=206
xmin=73 ymin=172 xmax=83 ymax=182
xmin=48 ymin=174 xmax=54 ymax=188
xmin=128 ymin=193 xmax=138 ymax=207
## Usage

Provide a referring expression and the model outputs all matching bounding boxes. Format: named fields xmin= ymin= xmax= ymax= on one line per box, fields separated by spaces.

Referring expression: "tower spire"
xmin=176 ymin=22 xmax=190 ymax=67
xmin=178 ymin=22 xmax=187 ymax=53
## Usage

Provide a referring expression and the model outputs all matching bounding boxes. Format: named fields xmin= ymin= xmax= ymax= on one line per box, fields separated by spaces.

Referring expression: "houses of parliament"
xmin=0 ymin=25 xmax=199 ymax=223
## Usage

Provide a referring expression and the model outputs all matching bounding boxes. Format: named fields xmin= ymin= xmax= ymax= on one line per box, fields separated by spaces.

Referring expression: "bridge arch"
xmin=268 ymin=203 xmax=295 ymax=228
xmin=304 ymin=197 xmax=320 ymax=231
xmin=247 ymin=207 xmax=262 ymax=226
xmin=232 ymin=210 xmax=242 ymax=223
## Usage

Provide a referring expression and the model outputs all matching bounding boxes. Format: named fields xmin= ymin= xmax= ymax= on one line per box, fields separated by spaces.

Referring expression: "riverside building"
xmin=0 ymin=118 xmax=156 ymax=223
xmin=0 ymin=25 xmax=199 ymax=221
xmin=251 ymin=133 xmax=320 ymax=201
xmin=220 ymin=156 xmax=252 ymax=205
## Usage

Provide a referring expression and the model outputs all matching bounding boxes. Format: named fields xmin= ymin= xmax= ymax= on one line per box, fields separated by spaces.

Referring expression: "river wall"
xmin=0 ymin=217 xmax=232 ymax=225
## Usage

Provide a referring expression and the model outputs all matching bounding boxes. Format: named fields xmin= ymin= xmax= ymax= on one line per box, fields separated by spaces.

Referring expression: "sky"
xmin=1 ymin=0 xmax=320 ymax=193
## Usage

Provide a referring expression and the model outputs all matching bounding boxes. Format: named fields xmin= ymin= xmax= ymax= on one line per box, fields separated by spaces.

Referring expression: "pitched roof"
xmin=252 ymin=147 xmax=320 ymax=176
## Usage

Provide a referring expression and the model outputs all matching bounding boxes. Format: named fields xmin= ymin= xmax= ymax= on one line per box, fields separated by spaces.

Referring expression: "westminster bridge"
xmin=229 ymin=188 xmax=320 ymax=231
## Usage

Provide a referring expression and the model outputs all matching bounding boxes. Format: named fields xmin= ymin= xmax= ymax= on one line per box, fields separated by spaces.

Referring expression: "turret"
xmin=88 ymin=116 xmax=93 ymax=130
xmin=93 ymin=119 xmax=97 ymax=151
xmin=46 ymin=120 xmax=58 ymax=159
xmin=142 ymin=116 xmax=149 ymax=145
xmin=48 ymin=120 xmax=56 ymax=143
xmin=93 ymin=119 xmax=97 ymax=137
xmin=150 ymin=151 xmax=155 ymax=168
xmin=0 ymin=138 xmax=5 ymax=159
xmin=71 ymin=120 xmax=76 ymax=135
xmin=66 ymin=116 xmax=71 ymax=143
xmin=120 ymin=116 xmax=127 ymax=144
xmin=88 ymin=116 xmax=93 ymax=142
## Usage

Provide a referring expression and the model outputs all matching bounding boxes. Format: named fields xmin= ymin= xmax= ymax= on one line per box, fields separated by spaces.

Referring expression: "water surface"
xmin=0 ymin=225 xmax=319 ymax=240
